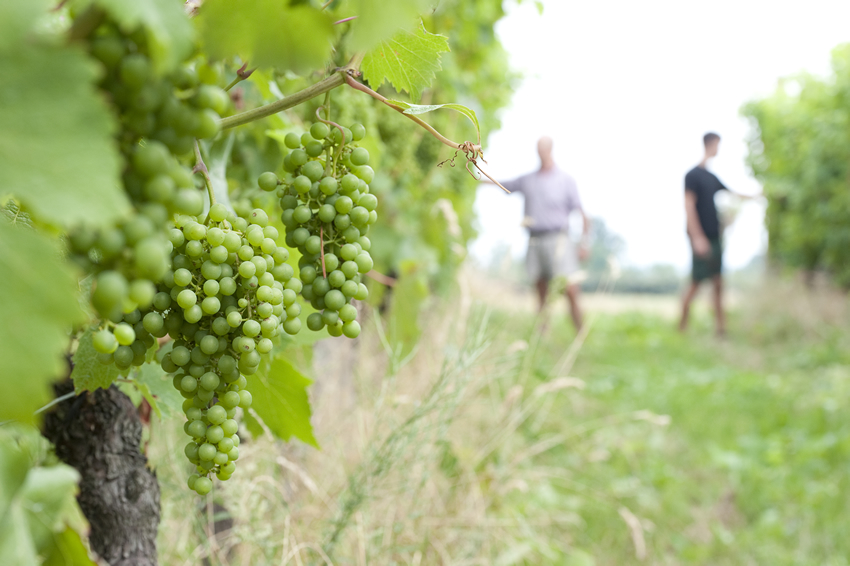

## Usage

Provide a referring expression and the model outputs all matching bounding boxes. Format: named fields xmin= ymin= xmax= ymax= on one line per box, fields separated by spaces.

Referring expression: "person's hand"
xmin=578 ymin=243 xmax=590 ymax=262
xmin=692 ymin=236 xmax=711 ymax=257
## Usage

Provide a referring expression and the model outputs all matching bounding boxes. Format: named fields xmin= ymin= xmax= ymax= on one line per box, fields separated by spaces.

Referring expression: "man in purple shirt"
xmin=500 ymin=137 xmax=591 ymax=330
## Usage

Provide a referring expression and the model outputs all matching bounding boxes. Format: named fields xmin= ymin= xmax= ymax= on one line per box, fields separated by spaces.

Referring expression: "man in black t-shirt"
xmin=679 ymin=133 xmax=755 ymax=336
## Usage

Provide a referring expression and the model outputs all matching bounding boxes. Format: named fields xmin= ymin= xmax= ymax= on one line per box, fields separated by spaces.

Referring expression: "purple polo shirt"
xmin=502 ymin=167 xmax=583 ymax=233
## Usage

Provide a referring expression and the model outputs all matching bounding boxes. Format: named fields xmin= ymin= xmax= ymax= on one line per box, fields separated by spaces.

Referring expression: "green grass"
xmin=483 ymin=303 xmax=850 ymax=565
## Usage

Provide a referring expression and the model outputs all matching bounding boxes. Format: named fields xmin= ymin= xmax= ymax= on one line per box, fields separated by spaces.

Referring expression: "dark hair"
xmin=703 ymin=132 xmax=720 ymax=146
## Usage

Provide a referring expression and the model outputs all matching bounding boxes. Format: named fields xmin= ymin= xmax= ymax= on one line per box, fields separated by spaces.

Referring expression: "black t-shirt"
xmin=684 ymin=166 xmax=727 ymax=239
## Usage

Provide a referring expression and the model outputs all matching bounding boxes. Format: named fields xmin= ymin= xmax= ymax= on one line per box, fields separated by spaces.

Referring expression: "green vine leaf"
xmin=361 ymin=24 xmax=450 ymax=102
xmin=245 ymin=355 xmax=318 ymax=447
xmin=89 ymin=0 xmax=194 ymax=73
xmin=0 ymin=0 xmax=129 ymax=230
xmin=348 ymin=0 xmax=429 ymax=51
xmin=1 ymin=201 xmax=33 ymax=228
xmin=71 ymin=328 xmax=120 ymax=395
xmin=386 ymin=99 xmax=481 ymax=144
xmin=0 ymin=434 xmax=94 ymax=566
xmin=198 ymin=0 xmax=334 ymax=73
xmin=0 ymin=221 xmax=85 ymax=425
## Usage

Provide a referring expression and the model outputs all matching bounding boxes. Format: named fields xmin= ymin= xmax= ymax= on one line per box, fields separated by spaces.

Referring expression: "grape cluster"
xmin=103 ymin=203 xmax=302 ymax=493
xmin=74 ymin=18 xmax=228 ymax=358
xmin=262 ymin=121 xmax=378 ymax=338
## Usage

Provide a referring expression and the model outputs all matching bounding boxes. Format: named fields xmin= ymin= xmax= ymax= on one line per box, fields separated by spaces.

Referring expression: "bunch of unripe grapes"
xmin=258 ymin=121 xmax=377 ymax=338
xmin=75 ymin=16 xmax=228 ymax=361
xmin=97 ymin=203 xmax=302 ymax=493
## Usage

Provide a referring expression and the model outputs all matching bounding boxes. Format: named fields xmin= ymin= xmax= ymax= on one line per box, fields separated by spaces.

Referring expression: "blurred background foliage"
xmin=743 ymin=44 xmax=850 ymax=286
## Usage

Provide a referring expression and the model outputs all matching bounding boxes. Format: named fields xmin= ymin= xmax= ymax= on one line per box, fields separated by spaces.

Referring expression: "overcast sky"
xmin=470 ymin=0 xmax=850 ymax=270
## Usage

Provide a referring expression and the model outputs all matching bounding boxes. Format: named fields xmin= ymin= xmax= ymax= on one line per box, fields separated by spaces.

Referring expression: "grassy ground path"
xmin=486 ymin=298 xmax=850 ymax=564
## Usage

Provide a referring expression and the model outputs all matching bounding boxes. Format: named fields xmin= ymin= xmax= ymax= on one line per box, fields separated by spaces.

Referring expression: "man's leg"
xmin=565 ymin=282 xmax=583 ymax=331
xmin=535 ymin=278 xmax=549 ymax=312
xmin=712 ymin=274 xmax=725 ymax=337
xmin=678 ymin=280 xmax=700 ymax=332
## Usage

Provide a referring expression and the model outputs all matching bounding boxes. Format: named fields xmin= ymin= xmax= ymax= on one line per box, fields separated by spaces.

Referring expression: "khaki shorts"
xmin=526 ymin=231 xmax=584 ymax=283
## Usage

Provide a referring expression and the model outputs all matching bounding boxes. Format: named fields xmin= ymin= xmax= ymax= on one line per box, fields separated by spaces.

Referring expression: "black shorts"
xmin=692 ymin=238 xmax=722 ymax=282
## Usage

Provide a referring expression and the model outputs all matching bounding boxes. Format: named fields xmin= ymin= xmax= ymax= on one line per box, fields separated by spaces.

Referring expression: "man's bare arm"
xmin=685 ymin=190 xmax=711 ymax=256
xmin=578 ymin=211 xmax=591 ymax=261
xmin=727 ymin=189 xmax=762 ymax=200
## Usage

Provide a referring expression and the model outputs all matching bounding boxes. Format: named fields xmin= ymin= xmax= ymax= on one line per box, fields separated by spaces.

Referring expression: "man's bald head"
xmin=537 ymin=136 xmax=555 ymax=170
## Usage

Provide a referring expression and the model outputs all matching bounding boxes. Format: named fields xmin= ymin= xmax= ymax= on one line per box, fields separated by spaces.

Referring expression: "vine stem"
xmin=193 ymin=140 xmax=216 ymax=206
xmin=315 ymin=106 xmax=346 ymax=172
xmin=319 ymin=226 xmax=327 ymax=279
xmin=344 ymin=73 xmax=509 ymax=193
xmin=224 ymin=63 xmax=255 ymax=92
xmin=342 ymin=73 xmax=480 ymax=155
xmin=220 ymin=73 xmax=344 ymax=130
xmin=219 ymin=54 xmax=364 ymax=131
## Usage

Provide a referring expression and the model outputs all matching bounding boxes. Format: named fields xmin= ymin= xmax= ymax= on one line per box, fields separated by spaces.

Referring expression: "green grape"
xmin=258 ymin=171 xmax=279 ymax=192
xmin=305 ymin=141 xmax=324 ymax=157
xmin=207 ymin=404 xmax=227 ymax=425
xmin=352 ymin=165 xmax=374 ymax=183
xmin=129 ymin=279 xmax=156 ymax=307
xmin=284 ymin=132 xmax=301 ymax=149
xmin=93 ymin=329 xmax=119 ymax=354
xmin=114 ymin=322 xmax=136 ymax=346
xmin=302 ymin=160 xmax=324 ymax=182
xmin=311 ymin=122 xmax=330 ymax=139
xmin=324 ymin=290 xmax=345 ymax=311
xmin=114 ymin=346 xmax=134 ymax=368
xmin=92 ymin=271 xmax=128 ymax=318
xmin=328 ymin=270 xmax=346 ymax=288
xmin=193 ymin=476 xmax=213 ymax=495
xmin=339 ymin=304 xmax=357 ymax=322
xmin=350 ymin=147 xmax=370 ymax=166
xmin=350 ymin=123 xmax=366 ymax=141
xmin=341 ymin=280 xmax=359 ymax=298
xmin=355 ymin=253 xmax=374 ymax=273
xmin=177 ymin=289 xmax=197 ymax=309
xmin=343 ymin=320 xmax=361 ymax=338
xmin=290 ymin=149 xmax=308 ymax=167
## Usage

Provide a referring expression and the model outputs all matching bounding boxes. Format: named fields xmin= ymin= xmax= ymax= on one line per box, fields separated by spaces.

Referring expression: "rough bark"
xmin=43 ymin=379 xmax=160 ymax=566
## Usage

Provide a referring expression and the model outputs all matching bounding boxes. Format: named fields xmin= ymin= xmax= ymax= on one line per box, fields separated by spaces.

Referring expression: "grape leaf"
xmin=386 ymin=99 xmax=481 ymax=144
xmin=0 ymin=222 xmax=85 ymax=425
xmin=133 ymin=363 xmax=183 ymax=419
xmin=0 ymin=436 xmax=92 ymax=566
xmin=0 ymin=503 xmax=39 ymax=566
xmin=42 ymin=527 xmax=98 ymax=566
xmin=89 ymin=0 xmax=194 ymax=73
xmin=361 ymin=24 xmax=450 ymax=101
xmin=1 ymin=201 xmax=33 ymax=228
xmin=245 ymin=356 xmax=318 ymax=447
xmin=19 ymin=466 xmax=82 ymax=551
xmin=198 ymin=0 xmax=334 ymax=73
xmin=71 ymin=328 xmax=120 ymax=395
xmin=0 ymin=441 xmax=30 ymax=523
xmin=201 ymin=133 xmax=236 ymax=213
xmin=0 ymin=0 xmax=45 ymax=49
xmin=348 ymin=0 xmax=429 ymax=51
xmin=0 ymin=2 xmax=129 ymax=229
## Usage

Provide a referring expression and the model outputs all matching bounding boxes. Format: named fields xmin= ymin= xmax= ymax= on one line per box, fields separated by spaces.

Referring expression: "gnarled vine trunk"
xmin=43 ymin=379 xmax=161 ymax=566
